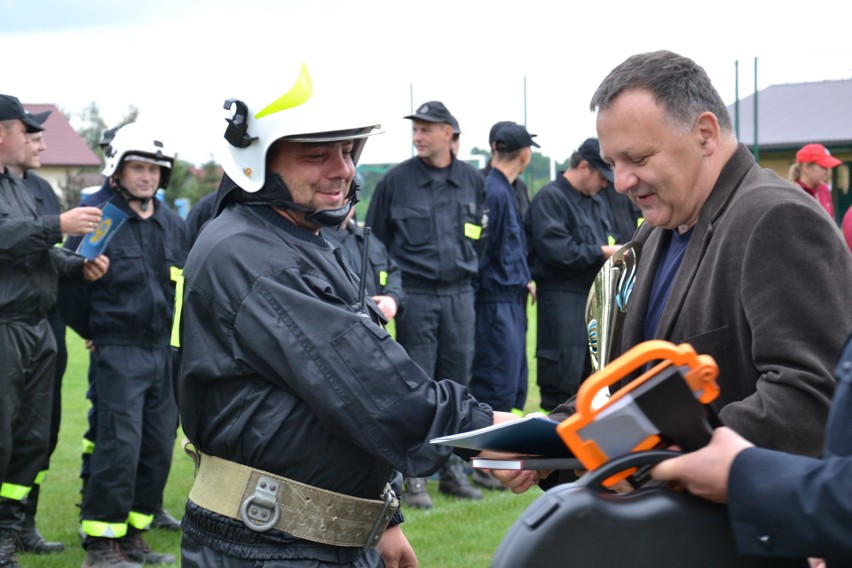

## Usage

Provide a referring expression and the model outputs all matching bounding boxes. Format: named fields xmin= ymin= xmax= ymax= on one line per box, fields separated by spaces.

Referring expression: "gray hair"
xmin=590 ymin=50 xmax=732 ymax=133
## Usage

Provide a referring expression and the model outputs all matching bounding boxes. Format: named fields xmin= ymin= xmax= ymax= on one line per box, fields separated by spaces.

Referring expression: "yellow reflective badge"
xmin=170 ymin=266 xmax=185 ymax=348
xmin=464 ymin=223 xmax=482 ymax=240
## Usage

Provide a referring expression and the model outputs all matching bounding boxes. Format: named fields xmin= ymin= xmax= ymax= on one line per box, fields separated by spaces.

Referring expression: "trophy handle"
xmin=586 ymin=241 xmax=641 ymax=373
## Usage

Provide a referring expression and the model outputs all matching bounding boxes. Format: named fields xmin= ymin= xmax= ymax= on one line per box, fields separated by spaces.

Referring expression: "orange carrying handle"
xmin=556 ymin=340 xmax=719 ymax=486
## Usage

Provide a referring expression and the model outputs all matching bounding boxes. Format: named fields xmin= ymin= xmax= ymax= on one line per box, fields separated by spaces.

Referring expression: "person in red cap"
xmin=790 ymin=143 xmax=843 ymax=219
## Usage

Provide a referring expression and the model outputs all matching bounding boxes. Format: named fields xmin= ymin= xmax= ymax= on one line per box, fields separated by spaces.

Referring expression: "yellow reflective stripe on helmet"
xmin=0 ymin=483 xmax=31 ymax=501
xmin=81 ymin=520 xmax=127 ymax=539
xmin=170 ymin=266 xmax=184 ymax=349
xmin=82 ymin=437 xmax=95 ymax=455
xmin=127 ymin=511 xmax=154 ymax=531
xmin=256 ymin=63 xmax=313 ymax=119
xmin=379 ymin=270 xmax=388 ymax=287
xmin=464 ymin=223 xmax=482 ymax=240
xmin=34 ymin=470 xmax=47 ymax=486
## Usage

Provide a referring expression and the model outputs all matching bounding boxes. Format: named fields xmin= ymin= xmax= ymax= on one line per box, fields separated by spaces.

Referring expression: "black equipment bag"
xmin=491 ymin=451 xmax=807 ymax=567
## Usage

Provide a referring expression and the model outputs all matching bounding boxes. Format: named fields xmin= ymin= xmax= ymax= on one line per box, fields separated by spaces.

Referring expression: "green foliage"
xmin=165 ymin=158 xmax=222 ymax=209
xmin=75 ymin=102 xmax=138 ymax=153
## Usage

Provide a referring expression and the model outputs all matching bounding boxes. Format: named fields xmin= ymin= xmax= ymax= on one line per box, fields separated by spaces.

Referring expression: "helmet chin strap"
xmin=267 ymin=173 xmax=359 ymax=228
xmin=114 ymin=181 xmax=153 ymax=212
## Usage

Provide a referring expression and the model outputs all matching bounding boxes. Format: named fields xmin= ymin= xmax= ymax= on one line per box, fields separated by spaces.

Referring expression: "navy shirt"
xmin=643 ymin=228 xmax=693 ymax=341
xmin=476 ymin=168 xmax=530 ymax=295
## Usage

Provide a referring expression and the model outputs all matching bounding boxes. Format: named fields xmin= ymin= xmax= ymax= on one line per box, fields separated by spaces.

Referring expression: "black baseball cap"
xmin=0 ymin=94 xmax=45 ymax=132
xmin=25 ymin=110 xmax=51 ymax=133
xmin=404 ymin=100 xmax=456 ymax=126
xmin=489 ymin=120 xmax=518 ymax=145
xmin=578 ymin=137 xmax=613 ymax=183
xmin=449 ymin=116 xmax=461 ymax=135
xmin=493 ymin=123 xmax=540 ymax=152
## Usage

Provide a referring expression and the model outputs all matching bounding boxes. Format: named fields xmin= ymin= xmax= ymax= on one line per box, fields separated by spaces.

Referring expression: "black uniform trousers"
xmin=24 ymin=308 xmax=67 ymax=518
xmin=80 ymin=344 xmax=177 ymax=528
xmin=535 ymin=288 xmax=592 ymax=412
xmin=181 ymin=533 xmax=386 ymax=568
xmin=0 ymin=319 xmax=55 ymax=530
xmin=395 ymin=282 xmax=475 ymax=387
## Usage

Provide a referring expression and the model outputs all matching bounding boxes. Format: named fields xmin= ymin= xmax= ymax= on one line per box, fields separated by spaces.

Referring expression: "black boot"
xmin=0 ymin=530 xmax=21 ymax=568
xmin=16 ymin=493 xmax=64 ymax=554
xmin=151 ymin=507 xmax=181 ymax=531
xmin=401 ymin=477 xmax=433 ymax=509
xmin=438 ymin=454 xmax=482 ymax=499
xmin=82 ymin=537 xmax=140 ymax=568
xmin=118 ymin=531 xmax=175 ymax=565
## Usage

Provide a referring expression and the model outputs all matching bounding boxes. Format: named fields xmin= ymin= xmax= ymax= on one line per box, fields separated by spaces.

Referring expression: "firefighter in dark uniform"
xmin=6 ymin=108 xmax=68 ymax=555
xmin=365 ymin=100 xmax=488 ymax=508
xmin=471 ymin=123 xmax=538 ymax=414
xmin=0 ymin=94 xmax=109 ymax=567
xmin=480 ymin=120 xmax=532 ymax=221
xmin=60 ymin=122 xmax=189 ymax=567
xmin=598 ymin=182 xmax=642 ymax=243
xmin=175 ymin=62 xmax=514 ymax=567
xmin=525 ymin=137 xmax=621 ymax=411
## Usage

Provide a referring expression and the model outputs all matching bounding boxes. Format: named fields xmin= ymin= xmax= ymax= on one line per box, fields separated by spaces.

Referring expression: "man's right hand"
xmin=601 ymin=244 xmax=621 ymax=259
xmin=489 ymin=468 xmax=546 ymax=494
xmin=60 ymin=206 xmax=103 ymax=236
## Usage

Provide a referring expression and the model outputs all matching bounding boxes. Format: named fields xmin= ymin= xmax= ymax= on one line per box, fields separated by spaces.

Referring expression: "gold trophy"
xmin=585 ymin=242 xmax=641 ymax=406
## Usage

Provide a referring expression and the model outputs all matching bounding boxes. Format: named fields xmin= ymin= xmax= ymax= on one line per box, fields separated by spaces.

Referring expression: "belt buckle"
xmin=363 ymin=484 xmax=396 ymax=550
xmin=240 ymin=475 xmax=281 ymax=532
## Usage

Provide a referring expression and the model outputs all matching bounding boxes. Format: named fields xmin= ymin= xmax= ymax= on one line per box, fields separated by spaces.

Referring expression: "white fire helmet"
xmin=102 ymin=122 xmax=175 ymax=189
xmin=218 ymin=61 xmax=382 ymax=193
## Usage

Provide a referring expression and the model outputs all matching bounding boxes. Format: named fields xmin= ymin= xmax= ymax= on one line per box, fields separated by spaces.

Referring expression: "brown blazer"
xmin=622 ymin=144 xmax=852 ymax=456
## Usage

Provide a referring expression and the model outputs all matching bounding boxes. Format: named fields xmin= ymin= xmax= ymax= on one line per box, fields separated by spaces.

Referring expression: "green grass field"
xmin=22 ymin=301 xmax=544 ymax=567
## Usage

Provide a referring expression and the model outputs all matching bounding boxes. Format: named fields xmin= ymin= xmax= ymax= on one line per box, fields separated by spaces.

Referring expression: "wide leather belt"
xmin=184 ymin=443 xmax=398 ymax=548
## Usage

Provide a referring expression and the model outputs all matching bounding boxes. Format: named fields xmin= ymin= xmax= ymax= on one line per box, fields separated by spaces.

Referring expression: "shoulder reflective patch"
xmin=170 ymin=266 xmax=185 ymax=348
xmin=256 ymin=63 xmax=313 ymax=119
xmin=464 ymin=223 xmax=482 ymax=240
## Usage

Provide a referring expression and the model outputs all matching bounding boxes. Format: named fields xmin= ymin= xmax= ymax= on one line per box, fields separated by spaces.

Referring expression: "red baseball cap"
xmin=796 ymin=143 xmax=842 ymax=168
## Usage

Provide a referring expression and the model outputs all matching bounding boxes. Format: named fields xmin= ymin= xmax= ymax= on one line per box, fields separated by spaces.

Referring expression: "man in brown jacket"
xmin=497 ymin=50 xmax=852 ymax=493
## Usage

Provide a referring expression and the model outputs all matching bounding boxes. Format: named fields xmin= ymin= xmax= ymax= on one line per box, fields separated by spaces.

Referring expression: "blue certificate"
xmin=75 ymin=202 xmax=129 ymax=260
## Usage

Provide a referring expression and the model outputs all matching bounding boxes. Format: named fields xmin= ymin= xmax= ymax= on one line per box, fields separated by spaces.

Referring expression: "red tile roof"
xmin=23 ymin=103 xmax=101 ymax=168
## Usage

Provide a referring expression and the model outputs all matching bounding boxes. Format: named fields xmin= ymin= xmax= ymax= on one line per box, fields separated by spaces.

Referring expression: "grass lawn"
xmin=23 ymin=299 xmax=544 ymax=567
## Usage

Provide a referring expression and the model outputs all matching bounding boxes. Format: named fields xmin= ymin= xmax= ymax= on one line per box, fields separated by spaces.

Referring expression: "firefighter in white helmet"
xmin=60 ymin=122 xmax=189 ymax=567
xmin=176 ymin=61 xmax=517 ymax=567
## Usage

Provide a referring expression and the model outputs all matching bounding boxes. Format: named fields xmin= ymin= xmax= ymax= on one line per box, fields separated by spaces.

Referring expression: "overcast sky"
xmin=4 ymin=0 xmax=852 ymax=166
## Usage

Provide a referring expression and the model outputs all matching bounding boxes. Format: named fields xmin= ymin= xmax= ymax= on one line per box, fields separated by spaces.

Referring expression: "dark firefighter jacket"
xmin=0 ymin=170 xmax=84 ymax=321
xmin=59 ymin=184 xmax=189 ymax=346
